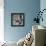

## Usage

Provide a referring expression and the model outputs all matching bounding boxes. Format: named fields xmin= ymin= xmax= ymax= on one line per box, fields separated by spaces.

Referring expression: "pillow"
xmin=23 ymin=32 xmax=34 ymax=46
xmin=17 ymin=37 xmax=25 ymax=46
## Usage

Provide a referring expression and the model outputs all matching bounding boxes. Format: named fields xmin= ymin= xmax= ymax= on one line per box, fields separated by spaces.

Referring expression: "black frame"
xmin=11 ymin=13 xmax=25 ymax=27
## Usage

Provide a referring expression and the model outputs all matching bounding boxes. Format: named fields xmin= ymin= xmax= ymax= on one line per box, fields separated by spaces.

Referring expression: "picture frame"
xmin=11 ymin=13 xmax=25 ymax=27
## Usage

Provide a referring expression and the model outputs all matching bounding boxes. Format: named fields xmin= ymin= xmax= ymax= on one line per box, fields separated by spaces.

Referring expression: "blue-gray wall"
xmin=4 ymin=0 xmax=40 ymax=42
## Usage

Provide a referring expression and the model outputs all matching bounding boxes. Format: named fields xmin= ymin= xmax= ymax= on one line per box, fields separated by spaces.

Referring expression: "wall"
xmin=4 ymin=0 xmax=40 ymax=42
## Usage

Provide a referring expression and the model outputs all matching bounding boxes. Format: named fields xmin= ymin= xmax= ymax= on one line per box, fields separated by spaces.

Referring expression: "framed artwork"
xmin=11 ymin=13 xmax=25 ymax=27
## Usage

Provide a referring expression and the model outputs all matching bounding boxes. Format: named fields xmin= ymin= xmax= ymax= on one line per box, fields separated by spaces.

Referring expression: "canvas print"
xmin=11 ymin=13 xmax=25 ymax=26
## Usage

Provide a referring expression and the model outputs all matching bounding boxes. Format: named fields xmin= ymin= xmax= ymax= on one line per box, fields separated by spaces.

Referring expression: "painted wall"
xmin=4 ymin=0 xmax=40 ymax=42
